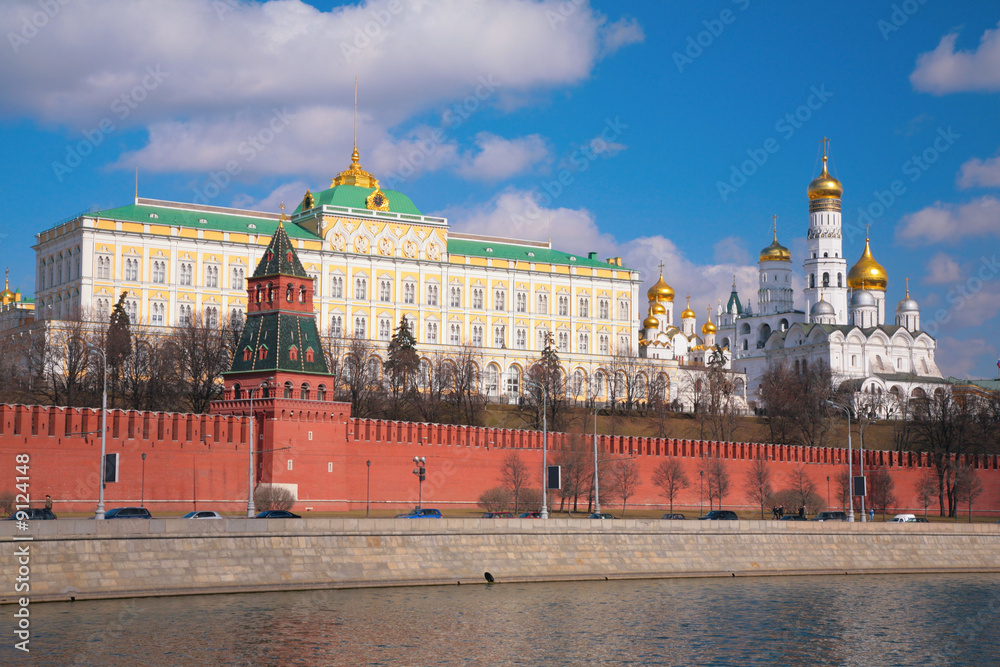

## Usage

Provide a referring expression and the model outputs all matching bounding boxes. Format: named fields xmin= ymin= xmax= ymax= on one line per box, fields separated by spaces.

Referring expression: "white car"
xmin=887 ymin=513 xmax=916 ymax=523
xmin=182 ymin=511 xmax=224 ymax=519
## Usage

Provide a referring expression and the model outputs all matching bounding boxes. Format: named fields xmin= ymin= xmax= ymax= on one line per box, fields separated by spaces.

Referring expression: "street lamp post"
xmin=524 ymin=378 xmax=549 ymax=519
xmin=828 ymin=401 xmax=855 ymax=522
xmin=141 ymin=453 xmax=146 ymax=507
xmin=366 ymin=460 xmax=371 ymax=518
xmin=592 ymin=384 xmax=601 ymax=515
xmin=412 ymin=457 xmax=426 ymax=509
xmin=86 ymin=345 xmax=108 ymax=520
xmin=700 ymin=470 xmax=704 ymax=517
xmin=246 ymin=380 xmax=270 ymax=518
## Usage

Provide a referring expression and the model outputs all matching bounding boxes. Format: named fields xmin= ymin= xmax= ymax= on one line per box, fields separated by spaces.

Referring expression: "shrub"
xmin=254 ymin=485 xmax=295 ymax=511
xmin=477 ymin=486 xmax=512 ymax=513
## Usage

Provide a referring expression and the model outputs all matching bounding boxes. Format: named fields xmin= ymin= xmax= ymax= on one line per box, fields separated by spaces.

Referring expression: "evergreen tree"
xmin=385 ymin=318 xmax=419 ymax=419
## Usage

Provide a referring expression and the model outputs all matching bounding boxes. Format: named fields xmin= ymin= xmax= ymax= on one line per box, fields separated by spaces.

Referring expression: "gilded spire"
xmin=332 ymin=77 xmax=380 ymax=189
xmin=760 ymin=215 xmax=791 ymax=262
xmin=808 ymin=137 xmax=843 ymax=202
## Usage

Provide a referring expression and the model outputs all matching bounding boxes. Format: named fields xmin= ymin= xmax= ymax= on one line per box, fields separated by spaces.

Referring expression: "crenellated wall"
xmin=1 ymin=403 xmax=998 ymax=515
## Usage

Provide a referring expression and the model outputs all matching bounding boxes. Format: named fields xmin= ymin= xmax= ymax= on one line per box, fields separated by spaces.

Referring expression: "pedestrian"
xmin=45 ymin=495 xmax=53 ymax=510
xmin=869 ymin=508 xmax=874 ymax=522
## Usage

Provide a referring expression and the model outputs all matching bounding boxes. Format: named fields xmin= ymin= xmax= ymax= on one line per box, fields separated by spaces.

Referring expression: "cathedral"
xmin=714 ymin=146 xmax=946 ymax=411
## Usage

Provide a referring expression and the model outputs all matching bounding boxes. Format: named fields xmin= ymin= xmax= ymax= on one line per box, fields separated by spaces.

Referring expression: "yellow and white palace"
xmin=32 ymin=147 xmax=728 ymax=405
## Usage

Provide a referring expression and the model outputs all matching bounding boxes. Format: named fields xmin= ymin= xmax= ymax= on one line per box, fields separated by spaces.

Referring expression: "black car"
xmin=661 ymin=513 xmax=686 ymax=520
xmin=812 ymin=511 xmax=848 ymax=522
xmin=254 ymin=510 xmax=301 ymax=519
xmin=5 ymin=508 xmax=57 ymax=520
xmin=698 ymin=510 xmax=739 ymax=520
xmin=780 ymin=515 xmax=807 ymax=521
xmin=103 ymin=507 xmax=152 ymax=519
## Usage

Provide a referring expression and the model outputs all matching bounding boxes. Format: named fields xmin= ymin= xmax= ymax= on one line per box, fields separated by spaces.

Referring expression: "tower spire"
xmin=772 ymin=213 xmax=778 ymax=241
xmin=332 ymin=78 xmax=379 ymax=189
xmin=353 ymin=75 xmax=358 ymax=164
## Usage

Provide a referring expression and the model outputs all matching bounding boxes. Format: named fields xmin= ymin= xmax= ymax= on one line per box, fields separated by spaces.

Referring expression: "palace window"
xmin=205 ymin=265 xmax=219 ymax=288
xmin=379 ymin=318 xmax=391 ymax=341
xmin=537 ymin=329 xmax=550 ymax=350
xmin=472 ymin=288 xmax=484 ymax=309
xmin=152 ymin=260 xmax=166 ymax=284
xmin=598 ymin=299 xmax=609 ymax=319
xmin=427 ymin=283 xmax=439 ymax=306
xmin=354 ymin=316 xmax=367 ymax=338
xmin=179 ymin=262 xmax=193 ymax=286
xmin=578 ymin=297 xmax=589 ymax=318
xmin=557 ymin=331 xmax=569 ymax=352
xmin=330 ymin=275 xmax=343 ymax=298
xmin=205 ymin=306 xmax=218 ymax=329
xmin=96 ymin=255 xmax=111 ymax=280
xmin=618 ymin=299 xmax=630 ymax=320
xmin=354 ymin=277 xmax=367 ymax=300
xmin=537 ymin=293 xmax=548 ymax=315
xmin=515 ymin=292 xmax=527 ymax=313
xmin=427 ymin=322 xmax=439 ymax=344
xmin=379 ymin=280 xmax=392 ymax=302
xmin=578 ymin=332 xmax=589 ymax=354
xmin=178 ymin=304 xmax=193 ymax=327
xmin=598 ymin=334 xmax=610 ymax=355
xmin=229 ymin=267 xmax=243 ymax=290
xmin=330 ymin=315 xmax=343 ymax=337
xmin=558 ymin=295 xmax=569 ymax=316
xmin=124 ymin=258 xmax=139 ymax=282
xmin=493 ymin=326 xmax=505 ymax=348
xmin=403 ymin=282 xmax=416 ymax=304
xmin=472 ymin=325 xmax=484 ymax=347
xmin=449 ymin=286 xmax=461 ymax=308
xmin=493 ymin=289 xmax=506 ymax=311
xmin=449 ymin=323 xmax=461 ymax=345
xmin=151 ymin=302 xmax=165 ymax=326
xmin=515 ymin=328 xmax=526 ymax=350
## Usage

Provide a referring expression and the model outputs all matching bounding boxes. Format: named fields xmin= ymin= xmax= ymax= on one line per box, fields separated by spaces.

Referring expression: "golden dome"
xmin=332 ymin=146 xmax=379 ymax=189
xmin=642 ymin=314 xmax=660 ymax=329
xmin=0 ymin=269 xmax=14 ymax=305
xmin=807 ymin=155 xmax=843 ymax=200
xmin=650 ymin=302 xmax=666 ymax=315
xmin=647 ymin=272 xmax=675 ymax=303
xmin=847 ymin=237 xmax=888 ymax=291
xmin=681 ymin=297 xmax=696 ymax=320
xmin=701 ymin=319 xmax=716 ymax=335
xmin=759 ymin=233 xmax=791 ymax=262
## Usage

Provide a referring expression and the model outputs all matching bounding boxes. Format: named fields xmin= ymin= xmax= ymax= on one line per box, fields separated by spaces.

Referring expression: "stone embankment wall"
xmin=2 ymin=519 xmax=998 ymax=604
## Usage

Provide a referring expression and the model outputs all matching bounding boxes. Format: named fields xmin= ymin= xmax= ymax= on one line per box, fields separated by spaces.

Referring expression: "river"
xmin=11 ymin=573 xmax=1000 ymax=666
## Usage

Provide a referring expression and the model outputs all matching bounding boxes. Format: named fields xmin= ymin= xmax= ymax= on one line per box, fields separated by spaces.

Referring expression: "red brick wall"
xmin=2 ymin=403 xmax=998 ymax=517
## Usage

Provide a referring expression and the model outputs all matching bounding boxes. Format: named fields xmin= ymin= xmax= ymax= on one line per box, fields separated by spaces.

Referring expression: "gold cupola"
xmin=332 ymin=146 xmax=379 ymax=189
xmin=759 ymin=230 xmax=791 ymax=262
xmin=650 ymin=302 xmax=666 ymax=316
xmin=642 ymin=314 xmax=660 ymax=330
xmin=847 ymin=235 xmax=888 ymax=291
xmin=681 ymin=296 xmax=696 ymax=320
xmin=808 ymin=139 xmax=843 ymax=212
xmin=701 ymin=307 xmax=716 ymax=335
xmin=647 ymin=269 xmax=675 ymax=303
xmin=0 ymin=269 xmax=15 ymax=305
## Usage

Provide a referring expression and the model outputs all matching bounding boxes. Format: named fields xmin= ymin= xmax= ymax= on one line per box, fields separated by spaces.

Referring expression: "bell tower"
xmin=803 ymin=138 xmax=848 ymax=324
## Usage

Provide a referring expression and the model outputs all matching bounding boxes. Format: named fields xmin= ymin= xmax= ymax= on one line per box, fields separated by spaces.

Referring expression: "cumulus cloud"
xmin=0 ymin=0 xmax=640 ymax=179
xmin=924 ymin=252 xmax=962 ymax=285
xmin=911 ymin=23 xmax=1000 ymax=94
xmin=713 ymin=236 xmax=751 ymax=265
xmin=455 ymin=133 xmax=550 ymax=181
xmin=230 ymin=180 xmax=311 ymax=213
xmin=957 ymin=154 xmax=1000 ymax=189
xmin=442 ymin=189 xmax=757 ymax=322
xmin=896 ymin=196 xmax=1000 ymax=245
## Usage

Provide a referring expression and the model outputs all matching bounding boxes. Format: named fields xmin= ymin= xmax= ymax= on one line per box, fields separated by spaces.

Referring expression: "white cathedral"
xmin=641 ymin=145 xmax=948 ymax=413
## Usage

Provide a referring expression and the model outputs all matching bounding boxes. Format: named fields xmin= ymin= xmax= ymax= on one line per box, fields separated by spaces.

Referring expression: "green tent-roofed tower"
xmin=226 ymin=221 xmax=330 ymax=379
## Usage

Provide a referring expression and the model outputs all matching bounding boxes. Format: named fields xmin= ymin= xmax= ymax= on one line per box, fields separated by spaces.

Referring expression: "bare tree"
xmin=785 ymin=465 xmax=819 ymax=517
xmin=911 ymin=390 xmax=979 ymax=517
xmin=477 ymin=486 xmax=512 ymax=513
xmin=169 ymin=313 xmax=233 ymax=414
xmin=954 ymin=465 xmax=984 ymax=523
xmin=605 ymin=458 xmax=642 ymax=516
xmin=699 ymin=455 xmax=731 ymax=511
xmin=340 ymin=335 xmax=380 ymax=418
xmin=867 ymin=466 xmax=897 ymax=520
xmin=553 ymin=432 xmax=591 ymax=514
xmin=522 ymin=333 xmax=569 ymax=431
xmin=835 ymin=469 xmax=851 ymax=512
xmin=500 ymin=451 xmax=530 ymax=513
xmin=652 ymin=457 xmax=690 ymax=516
xmin=759 ymin=361 xmax=835 ymax=447
xmin=914 ymin=467 xmax=938 ymax=519
xmin=743 ymin=456 xmax=774 ymax=519
xmin=448 ymin=343 xmax=486 ymax=426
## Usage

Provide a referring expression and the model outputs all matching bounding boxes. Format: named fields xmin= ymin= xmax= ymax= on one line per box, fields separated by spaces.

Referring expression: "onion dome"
xmin=896 ymin=279 xmax=918 ymax=313
xmin=807 ymin=155 xmax=843 ymax=200
xmin=0 ymin=269 xmax=14 ymax=304
xmin=650 ymin=302 xmax=666 ymax=316
xmin=811 ymin=299 xmax=835 ymax=317
xmin=681 ymin=297 xmax=696 ymax=320
xmin=850 ymin=289 xmax=876 ymax=307
xmin=847 ymin=237 xmax=888 ymax=291
xmin=701 ymin=309 xmax=716 ymax=335
xmin=759 ymin=236 xmax=791 ymax=262
xmin=642 ymin=314 xmax=660 ymax=329
xmin=647 ymin=271 xmax=675 ymax=303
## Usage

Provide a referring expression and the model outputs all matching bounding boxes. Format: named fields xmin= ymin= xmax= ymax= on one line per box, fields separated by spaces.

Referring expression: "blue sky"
xmin=1 ymin=0 xmax=999 ymax=378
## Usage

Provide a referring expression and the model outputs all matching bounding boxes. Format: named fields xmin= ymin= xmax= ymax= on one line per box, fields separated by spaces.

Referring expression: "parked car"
xmin=182 ymin=511 xmax=224 ymax=519
xmin=914 ymin=517 xmax=929 ymax=523
xmin=5 ymin=508 xmax=57 ymax=520
xmin=103 ymin=507 xmax=152 ymax=519
xmin=698 ymin=510 xmax=739 ymax=520
xmin=482 ymin=511 xmax=514 ymax=518
xmin=588 ymin=512 xmax=615 ymax=519
xmin=394 ymin=508 xmax=442 ymax=519
xmin=888 ymin=514 xmax=917 ymax=523
xmin=779 ymin=515 xmax=807 ymax=521
xmin=518 ymin=512 xmax=542 ymax=518
xmin=660 ymin=513 xmax=686 ymax=520
xmin=254 ymin=510 xmax=300 ymax=519
xmin=812 ymin=511 xmax=848 ymax=522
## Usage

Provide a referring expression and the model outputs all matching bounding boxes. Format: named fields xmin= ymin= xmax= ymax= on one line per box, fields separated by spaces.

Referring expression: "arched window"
xmin=258 ymin=346 xmax=268 ymax=360
xmin=809 ymin=274 xmax=815 ymax=288
xmin=305 ymin=347 xmax=315 ymax=363
xmin=233 ymin=383 xmax=242 ymax=399
xmin=283 ymin=381 xmax=293 ymax=399
xmin=506 ymin=366 xmax=521 ymax=397
xmin=286 ymin=284 xmax=293 ymax=302
xmin=300 ymin=383 xmax=310 ymax=400
xmin=837 ymin=273 xmax=843 ymax=287
xmin=316 ymin=384 xmax=327 ymax=401
xmin=288 ymin=346 xmax=298 ymax=361
xmin=267 ymin=282 xmax=274 ymax=302
xmin=822 ymin=272 xmax=830 ymax=287
xmin=299 ymin=286 xmax=306 ymax=303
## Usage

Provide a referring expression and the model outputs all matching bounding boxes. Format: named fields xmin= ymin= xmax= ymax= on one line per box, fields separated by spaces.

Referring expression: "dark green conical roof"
xmin=252 ymin=222 xmax=308 ymax=278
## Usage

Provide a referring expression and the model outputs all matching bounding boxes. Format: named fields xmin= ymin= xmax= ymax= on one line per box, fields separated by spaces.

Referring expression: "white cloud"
xmin=924 ymin=252 xmax=962 ymax=285
xmin=230 ymin=180 xmax=311 ymax=213
xmin=0 ymin=0 xmax=640 ymax=178
xmin=455 ymin=133 xmax=550 ymax=181
xmin=896 ymin=196 xmax=1000 ymax=245
xmin=957 ymin=154 xmax=1000 ymax=189
xmin=911 ymin=23 xmax=1000 ymax=94
xmin=934 ymin=337 xmax=997 ymax=378
xmin=442 ymin=189 xmax=756 ymax=322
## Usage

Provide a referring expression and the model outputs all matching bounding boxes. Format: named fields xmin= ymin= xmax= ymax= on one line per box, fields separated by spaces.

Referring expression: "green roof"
xmin=93 ymin=202 xmax=321 ymax=240
xmin=294 ymin=184 xmax=422 ymax=216
xmin=446 ymin=238 xmax=630 ymax=270
xmin=229 ymin=312 xmax=330 ymax=376
xmin=252 ymin=224 xmax=308 ymax=278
